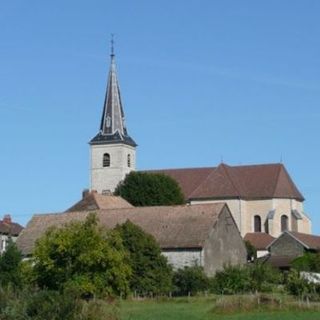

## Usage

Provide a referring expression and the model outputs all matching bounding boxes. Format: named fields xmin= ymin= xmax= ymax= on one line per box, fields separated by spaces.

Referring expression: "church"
xmin=88 ymin=48 xmax=312 ymax=239
xmin=16 ymin=47 xmax=313 ymax=273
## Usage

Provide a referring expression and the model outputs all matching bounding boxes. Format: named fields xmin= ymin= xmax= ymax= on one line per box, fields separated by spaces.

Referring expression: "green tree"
xmin=33 ymin=213 xmax=131 ymax=297
xmin=292 ymin=252 xmax=320 ymax=272
xmin=115 ymin=220 xmax=173 ymax=295
xmin=248 ymin=261 xmax=282 ymax=292
xmin=0 ymin=240 xmax=22 ymax=288
xmin=244 ymin=240 xmax=257 ymax=261
xmin=173 ymin=266 xmax=210 ymax=296
xmin=114 ymin=172 xmax=184 ymax=206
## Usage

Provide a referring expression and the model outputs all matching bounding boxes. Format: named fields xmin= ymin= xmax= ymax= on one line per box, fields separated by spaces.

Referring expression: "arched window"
xmin=281 ymin=215 xmax=288 ymax=232
xmin=103 ymin=153 xmax=110 ymax=167
xmin=254 ymin=215 xmax=261 ymax=232
xmin=127 ymin=154 xmax=131 ymax=167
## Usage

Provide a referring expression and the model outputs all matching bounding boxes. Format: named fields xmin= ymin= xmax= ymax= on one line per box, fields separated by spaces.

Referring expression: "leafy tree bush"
xmin=285 ymin=269 xmax=319 ymax=300
xmin=114 ymin=171 xmax=185 ymax=206
xmin=173 ymin=266 xmax=210 ymax=296
xmin=248 ymin=261 xmax=283 ymax=292
xmin=115 ymin=220 xmax=173 ymax=295
xmin=292 ymin=252 xmax=320 ymax=272
xmin=0 ymin=239 xmax=22 ymax=288
xmin=211 ymin=264 xmax=251 ymax=294
xmin=33 ymin=213 xmax=131 ymax=297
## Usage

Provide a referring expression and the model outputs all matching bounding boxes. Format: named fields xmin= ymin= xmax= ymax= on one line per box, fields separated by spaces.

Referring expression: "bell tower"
xmin=89 ymin=39 xmax=137 ymax=193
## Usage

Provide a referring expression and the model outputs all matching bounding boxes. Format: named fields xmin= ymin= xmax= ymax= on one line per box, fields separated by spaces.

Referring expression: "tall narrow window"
xmin=254 ymin=215 xmax=261 ymax=232
xmin=127 ymin=154 xmax=131 ymax=167
xmin=281 ymin=215 xmax=288 ymax=232
xmin=103 ymin=153 xmax=110 ymax=167
xmin=264 ymin=220 xmax=269 ymax=234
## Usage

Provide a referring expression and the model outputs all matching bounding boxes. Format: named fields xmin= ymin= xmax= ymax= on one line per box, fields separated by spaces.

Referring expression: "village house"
xmin=243 ymin=232 xmax=275 ymax=258
xmin=0 ymin=214 xmax=24 ymax=254
xmin=16 ymin=202 xmax=247 ymax=275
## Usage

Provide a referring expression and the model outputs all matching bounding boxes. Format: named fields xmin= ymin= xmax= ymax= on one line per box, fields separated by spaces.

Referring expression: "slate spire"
xmin=90 ymin=39 xmax=136 ymax=146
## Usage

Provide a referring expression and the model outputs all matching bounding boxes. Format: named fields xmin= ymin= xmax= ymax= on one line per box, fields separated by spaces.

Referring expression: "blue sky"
xmin=1 ymin=1 xmax=319 ymax=233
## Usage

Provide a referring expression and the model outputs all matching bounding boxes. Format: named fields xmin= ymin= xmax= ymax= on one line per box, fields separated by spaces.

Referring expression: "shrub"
xmin=285 ymin=269 xmax=319 ymax=300
xmin=248 ymin=261 xmax=283 ymax=292
xmin=292 ymin=252 xmax=320 ymax=273
xmin=114 ymin=171 xmax=185 ymax=206
xmin=115 ymin=221 xmax=173 ymax=295
xmin=33 ymin=213 xmax=131 ymax=297
xmin=0 ymin=240 xmax=23 ymax=288
xmin=211 ymin=265 xmax=251 ymax=294
xmin=173 ymin=265 xmax=210 ymax=296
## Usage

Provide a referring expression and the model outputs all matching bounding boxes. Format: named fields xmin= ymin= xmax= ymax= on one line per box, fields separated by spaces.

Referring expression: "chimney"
xmin=3 ymin=214 xmax=12 ymax=224
xmin=82 ymin=189 xmax=90 ymax=199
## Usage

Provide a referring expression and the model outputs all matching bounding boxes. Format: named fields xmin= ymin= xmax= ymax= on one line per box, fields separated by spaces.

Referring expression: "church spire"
xmin=90 ymin=38 xmax=136 ymax=147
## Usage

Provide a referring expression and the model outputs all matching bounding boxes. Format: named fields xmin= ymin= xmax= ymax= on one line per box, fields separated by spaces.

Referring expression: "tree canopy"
xmin=115 ymin=220 xmax=173 ymax=295
xmin=33 ymin=213 xmax=131 ymax=297
xmin=114 ymin=171 xmax=185 ymax=206
xmin=0 ymin=240 xmax=22 ymax=288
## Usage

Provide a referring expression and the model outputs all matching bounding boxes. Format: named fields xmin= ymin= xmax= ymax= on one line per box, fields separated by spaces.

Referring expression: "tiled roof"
xmin=244 ymin=232 xmax=275 ymax=250
xmin=0 ymin=221 xmax=23 ymax=236
xmin=65 ymin=192 xmax=133 ymax=212
xmin=17 ymin=203 xmax=227 ymax=256
xmin=149 ymin=163 xmax=304 ymax=201
xmin=288 ymin=232 xmax=320 ymax=251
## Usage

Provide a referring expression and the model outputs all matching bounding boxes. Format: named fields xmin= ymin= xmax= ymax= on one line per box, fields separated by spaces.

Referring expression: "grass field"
xmin=120 ymin=297 xmax=320 ymax=320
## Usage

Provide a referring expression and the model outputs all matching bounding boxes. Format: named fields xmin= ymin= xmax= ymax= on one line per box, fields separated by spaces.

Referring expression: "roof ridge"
xmin=220 ymin=164 xmax=241 ymax=196
xmin=272 ymin=164 xmax=283 ymax=198
xmin=188 ymin=167 xmax=219 ymax=198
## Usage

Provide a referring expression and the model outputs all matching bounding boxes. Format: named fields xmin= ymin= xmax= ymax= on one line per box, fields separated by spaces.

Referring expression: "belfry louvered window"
xmin=254 ymin=215 xmax=261 ymax=232
xmin=127 ymin=154 xmax=131 ymax=167
xmin=103 ymin=153 xmax=110 ymax=167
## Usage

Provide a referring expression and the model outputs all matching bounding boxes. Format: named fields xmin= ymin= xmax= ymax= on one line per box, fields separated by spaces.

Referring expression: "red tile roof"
xmin=17 ymin=203 xmax=228 ymax=256
xmin=244 ymin=233 xmax=275 ymax=250
xmin=148 ymin=163 xmax=304 ymax=201
xmin=0 ymin=221 xmax=23 ymax=236
xmin=288 ymin=232 xmax=320 ymax=251
xmin=65 ymin=192 xmax=133 ymax=212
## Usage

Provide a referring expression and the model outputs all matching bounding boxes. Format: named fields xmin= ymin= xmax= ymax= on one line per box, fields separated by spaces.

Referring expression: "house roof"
xmin=16 ymin=203 xmax=228 ymax=256
xmin=244 ymin=232 xmax=275 ymax=250
xmin=65 ymin=192 xmax=133 ymax=212
xmin=149 ymin=163 xmax=304 ymax=201
xmin=258 ymin=254 xmax=295 ymax=269
xmin=268 ymin=231 xmax=320 ymax=251
xmin=0 ymin=221 xmax=23 ymax=236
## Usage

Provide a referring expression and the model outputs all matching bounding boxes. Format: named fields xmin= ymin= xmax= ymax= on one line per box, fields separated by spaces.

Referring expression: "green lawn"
xmin=120 ymin=298 xmax=320 ymax=320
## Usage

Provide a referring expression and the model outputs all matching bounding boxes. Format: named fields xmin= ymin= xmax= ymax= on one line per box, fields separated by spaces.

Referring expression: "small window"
xmin=103 ymin=153 xmax=110 ymax=167
xmin=281 ymin=215 xmax=289 ymax=232
xmin=127 ymin=154 xmax=131 ymax=167
xmin=254 ymin=215 xmax=261 ymax=232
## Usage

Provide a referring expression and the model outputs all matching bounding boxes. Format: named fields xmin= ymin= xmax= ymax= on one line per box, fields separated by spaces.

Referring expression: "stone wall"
xmin=162 ymin=249 xmax=202 ymax=270
xmin=203 ymin=206 xmax=247 ymax=276
xmin=90 ymin=143 xmax=136 ymax=193
xmin=269 ymin=232 xmax=305 ymax=257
